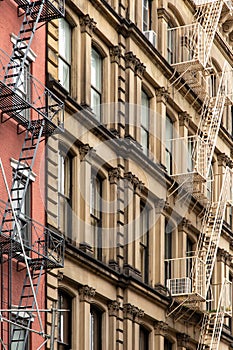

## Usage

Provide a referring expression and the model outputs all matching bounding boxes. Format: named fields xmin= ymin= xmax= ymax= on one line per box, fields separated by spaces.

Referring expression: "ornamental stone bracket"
xmin=217 ymin=152 xmax=233 ymax=168
xmin=80 ymin=14 xmax=97 ymax=35
xmin=109 ymin=167 xmax=121 ymax=184
xmin=110 ymin=45 xmax=122 ymax=64
xmin=155 ymin=87 xmax=170 ymax=103
xmin=108 ymin=300 xmax=120 ymax=317
xmin=79 ymin=285 xmax=96 ymax=303
xmin=124 ymin=171 xmax=144 ymax=192
xmin=123 ymin=303 xmax=144 ymax=323
xmin=154 ymin=320 xmax=168 ymax=336
xmin=124 ymin=51 xmax=146 ymax=77
xmin=178 ymin=111 xmax=192 ymax=127
xmin=154 ymin=198 xmax=169 ymax=214
xmin=78 ymin=143 xmax=96 ymax=162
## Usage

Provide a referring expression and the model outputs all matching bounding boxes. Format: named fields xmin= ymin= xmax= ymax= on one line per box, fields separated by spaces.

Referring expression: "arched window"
xmin=91 ymin=48 xmax=102 ymax=121
xmin=90 ymin=306 xmax=102 ymax=350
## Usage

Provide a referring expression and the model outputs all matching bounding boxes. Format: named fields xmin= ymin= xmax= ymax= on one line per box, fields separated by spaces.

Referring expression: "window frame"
xmin=165 ymin=115 xmax=173 ymax=174
xmin=58 ymin=148 xmax=73 ymax=238
xmin=165 ymin=220 xmax=172 ymax=282
xmin=141 ymin=90 xmax=150 ymax=155
xmin=90 ymin=172 xmax=102 ymax=260
xmin=58 ymin=18 xmax=72 ymax=93
xmin=139 ymin=325 xmax=149 ymax=350
xmin=91 ymin=47 xmax=103 ymax=121
xmin=90 ymin=305 xmax=102 ymax=350
xmin=57 ymin=290 xmax=72 ymax=350
xmin=142 ymin=0 xmax=151 ymax=32
xmin=140 ymin=201 xmax=149 ymax=284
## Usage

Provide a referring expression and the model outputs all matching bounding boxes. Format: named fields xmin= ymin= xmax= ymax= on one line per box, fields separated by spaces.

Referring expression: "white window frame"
xmin=58 ymin=18 xmax=72 ymax=92
xmin=91 ymin=48 xmax=102 ymax=121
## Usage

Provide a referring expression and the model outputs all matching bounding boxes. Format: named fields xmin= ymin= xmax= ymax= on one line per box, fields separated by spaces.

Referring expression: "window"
xmin=140 ymin=202 xmax=149 ymax=284
xmin=206 ymin=165 xmax=213 ymax=201
xmin=209 ymin=70 xmax=217 ymax=98
xmin=167 ymin=23 xmax=174 ymax=64
xmin=164 ymin=338 xmax=173 ymax=350
xmin=90 ymin=173 xmax=102 ymax=260
xmin=12 ymin=176 xmax=31 ymax=248
xmin=91 ymin=48 xmax=102 ymax=120
xmin=140 ymin=326 xmax=149 ymax=350
xmin=90 ymin=306 xmax=102 ymax=350
xmin=187 ymin=137 xmax=194 ymax=172
xmin=141 ymin=90 xmax=150 ymax=155
xmin=165 ymin=221 xmax=172 ymax=282
xmin=58 ymin=18 xmax=71 ymax=92
xmin=11 ymin=313 xmax=30 ymax=350
xmin=58 ymin=290 xmax=72 ymax=350
xmin=165 ymin=115 xmax=173 ymax=174
xmin=15 ymin=61 xmax=31 ymax=120
xmin=186 ymin=237 xmax=193 ymax=279
xmin=142 ymin=0 xmax=151 ymax=31
xmin=58 ymin=149 xmax=72 ymax=238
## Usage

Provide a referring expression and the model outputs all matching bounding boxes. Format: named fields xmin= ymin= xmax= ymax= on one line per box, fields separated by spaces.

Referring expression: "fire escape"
xmin=0 ymin=0 xmax=65 ymax=349
xmin=166 ymin=0 xmax=233 ymax=349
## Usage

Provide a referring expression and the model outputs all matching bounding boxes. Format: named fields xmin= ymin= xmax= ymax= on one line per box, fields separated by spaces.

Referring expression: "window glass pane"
xmin=143 ymin=0 xmax=149 ymax=31
xmin=58 ymin=291 xmax=72 ymax=347
xmin=165 ymin=116 xmax=173 ymax=173
xmin=90 ymin=307 xmax=102 ymax=350
xmin=91 ymin=48 xmax=102 ymax=91
xmin=141 ymin=91 xmax=149 ymax=128
xmin=91 ymin=88 xmax=101 ymax=120
xmin=140 ymin=326 xmax=149 ymax=350
xmin=59 ymin=18 xmax=71 ymax=63
xmin=58 ymin=58 xmax=70 ymax=92
xmin=141 ymin=128 xmax=148 ymax=153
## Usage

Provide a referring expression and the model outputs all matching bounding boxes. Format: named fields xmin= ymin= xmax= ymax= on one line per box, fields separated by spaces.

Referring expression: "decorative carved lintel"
xmin=108 ymin=300 xmax=120 ymax=317
xmin=178 ymin=218 xmax=191 ymax=232
xmin=157 ymin=8 xmax=170 ymax=22
xmin=79 ymin=285 xmax=96 ymax=303
xmin=80 ymin=14 xmax=96 ymax=35
xmin=217 ymin=152 xmax=232 ymax=168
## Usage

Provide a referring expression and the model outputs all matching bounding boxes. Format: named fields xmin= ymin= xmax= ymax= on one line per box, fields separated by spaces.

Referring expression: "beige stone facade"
xmin=46 ymin=0 xmax=233 ymax=349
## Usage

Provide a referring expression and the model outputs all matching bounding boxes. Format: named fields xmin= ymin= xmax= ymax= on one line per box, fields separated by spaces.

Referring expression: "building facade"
xmin=0 ymin=0 xmax=64 ymax=349
xmin=45 ymin=0 xmax=233 ymax=349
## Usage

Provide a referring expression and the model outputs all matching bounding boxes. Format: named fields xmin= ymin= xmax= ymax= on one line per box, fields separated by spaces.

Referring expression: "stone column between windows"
xmin=108 ymin=167 xmax=121 ymax=270
xmin=155 ymin=87 xmax=169 ymax=167
xmin=108 ymin=300 xmax=120 ymax=350
xmin=124 ymin=172 xmax=136 ymax=274
xmin=135 ymin=62 xmax=146 ymax=144
xmin=78 ymin=144 xmax=94 ymax=253
xmin=78 ymin=285 xmax=96 ymax=350
xmin=178 ymin=112 xmax=191 ymax=175
xmin=154 ymin=320 xmax=168 ymax=350
xmin=80 ymin=14 xmax=96 ymax=108
xmin=123 ymin=304 xmax=144 ymax=350
xmin=157 ymin=7 xmax=170 ymax=57
xmin=125 ymin=52 xmax=140 ymax=140
xmin=110 ymin=46 xmax=122 ymax=134
xmin=153 ymin=200 xmax=166 ymax=284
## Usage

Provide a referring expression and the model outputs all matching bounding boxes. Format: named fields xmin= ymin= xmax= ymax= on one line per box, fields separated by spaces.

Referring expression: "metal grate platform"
xmin=15 ymin=0 xmax=65 ymax=21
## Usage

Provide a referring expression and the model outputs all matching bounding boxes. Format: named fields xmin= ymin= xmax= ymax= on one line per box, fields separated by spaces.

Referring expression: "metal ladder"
xmin=192 ymin=168 xmax=231 ymax=298
xmin=198 ymin=279 xmax=230 ymax=350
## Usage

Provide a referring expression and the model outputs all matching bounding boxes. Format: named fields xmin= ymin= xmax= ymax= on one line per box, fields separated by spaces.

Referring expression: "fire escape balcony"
xmin=0 ymin=49 xmax=64 ymax=136
xmin=14 ymin=0 xmax=65 ymax=21
xmin=168 ymin=23 xmax=207 ymax=71
xmin=0 ymin=200 xmax=65 ymax=269
xmin=165 ymin=255 xmax=206 ymax=302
